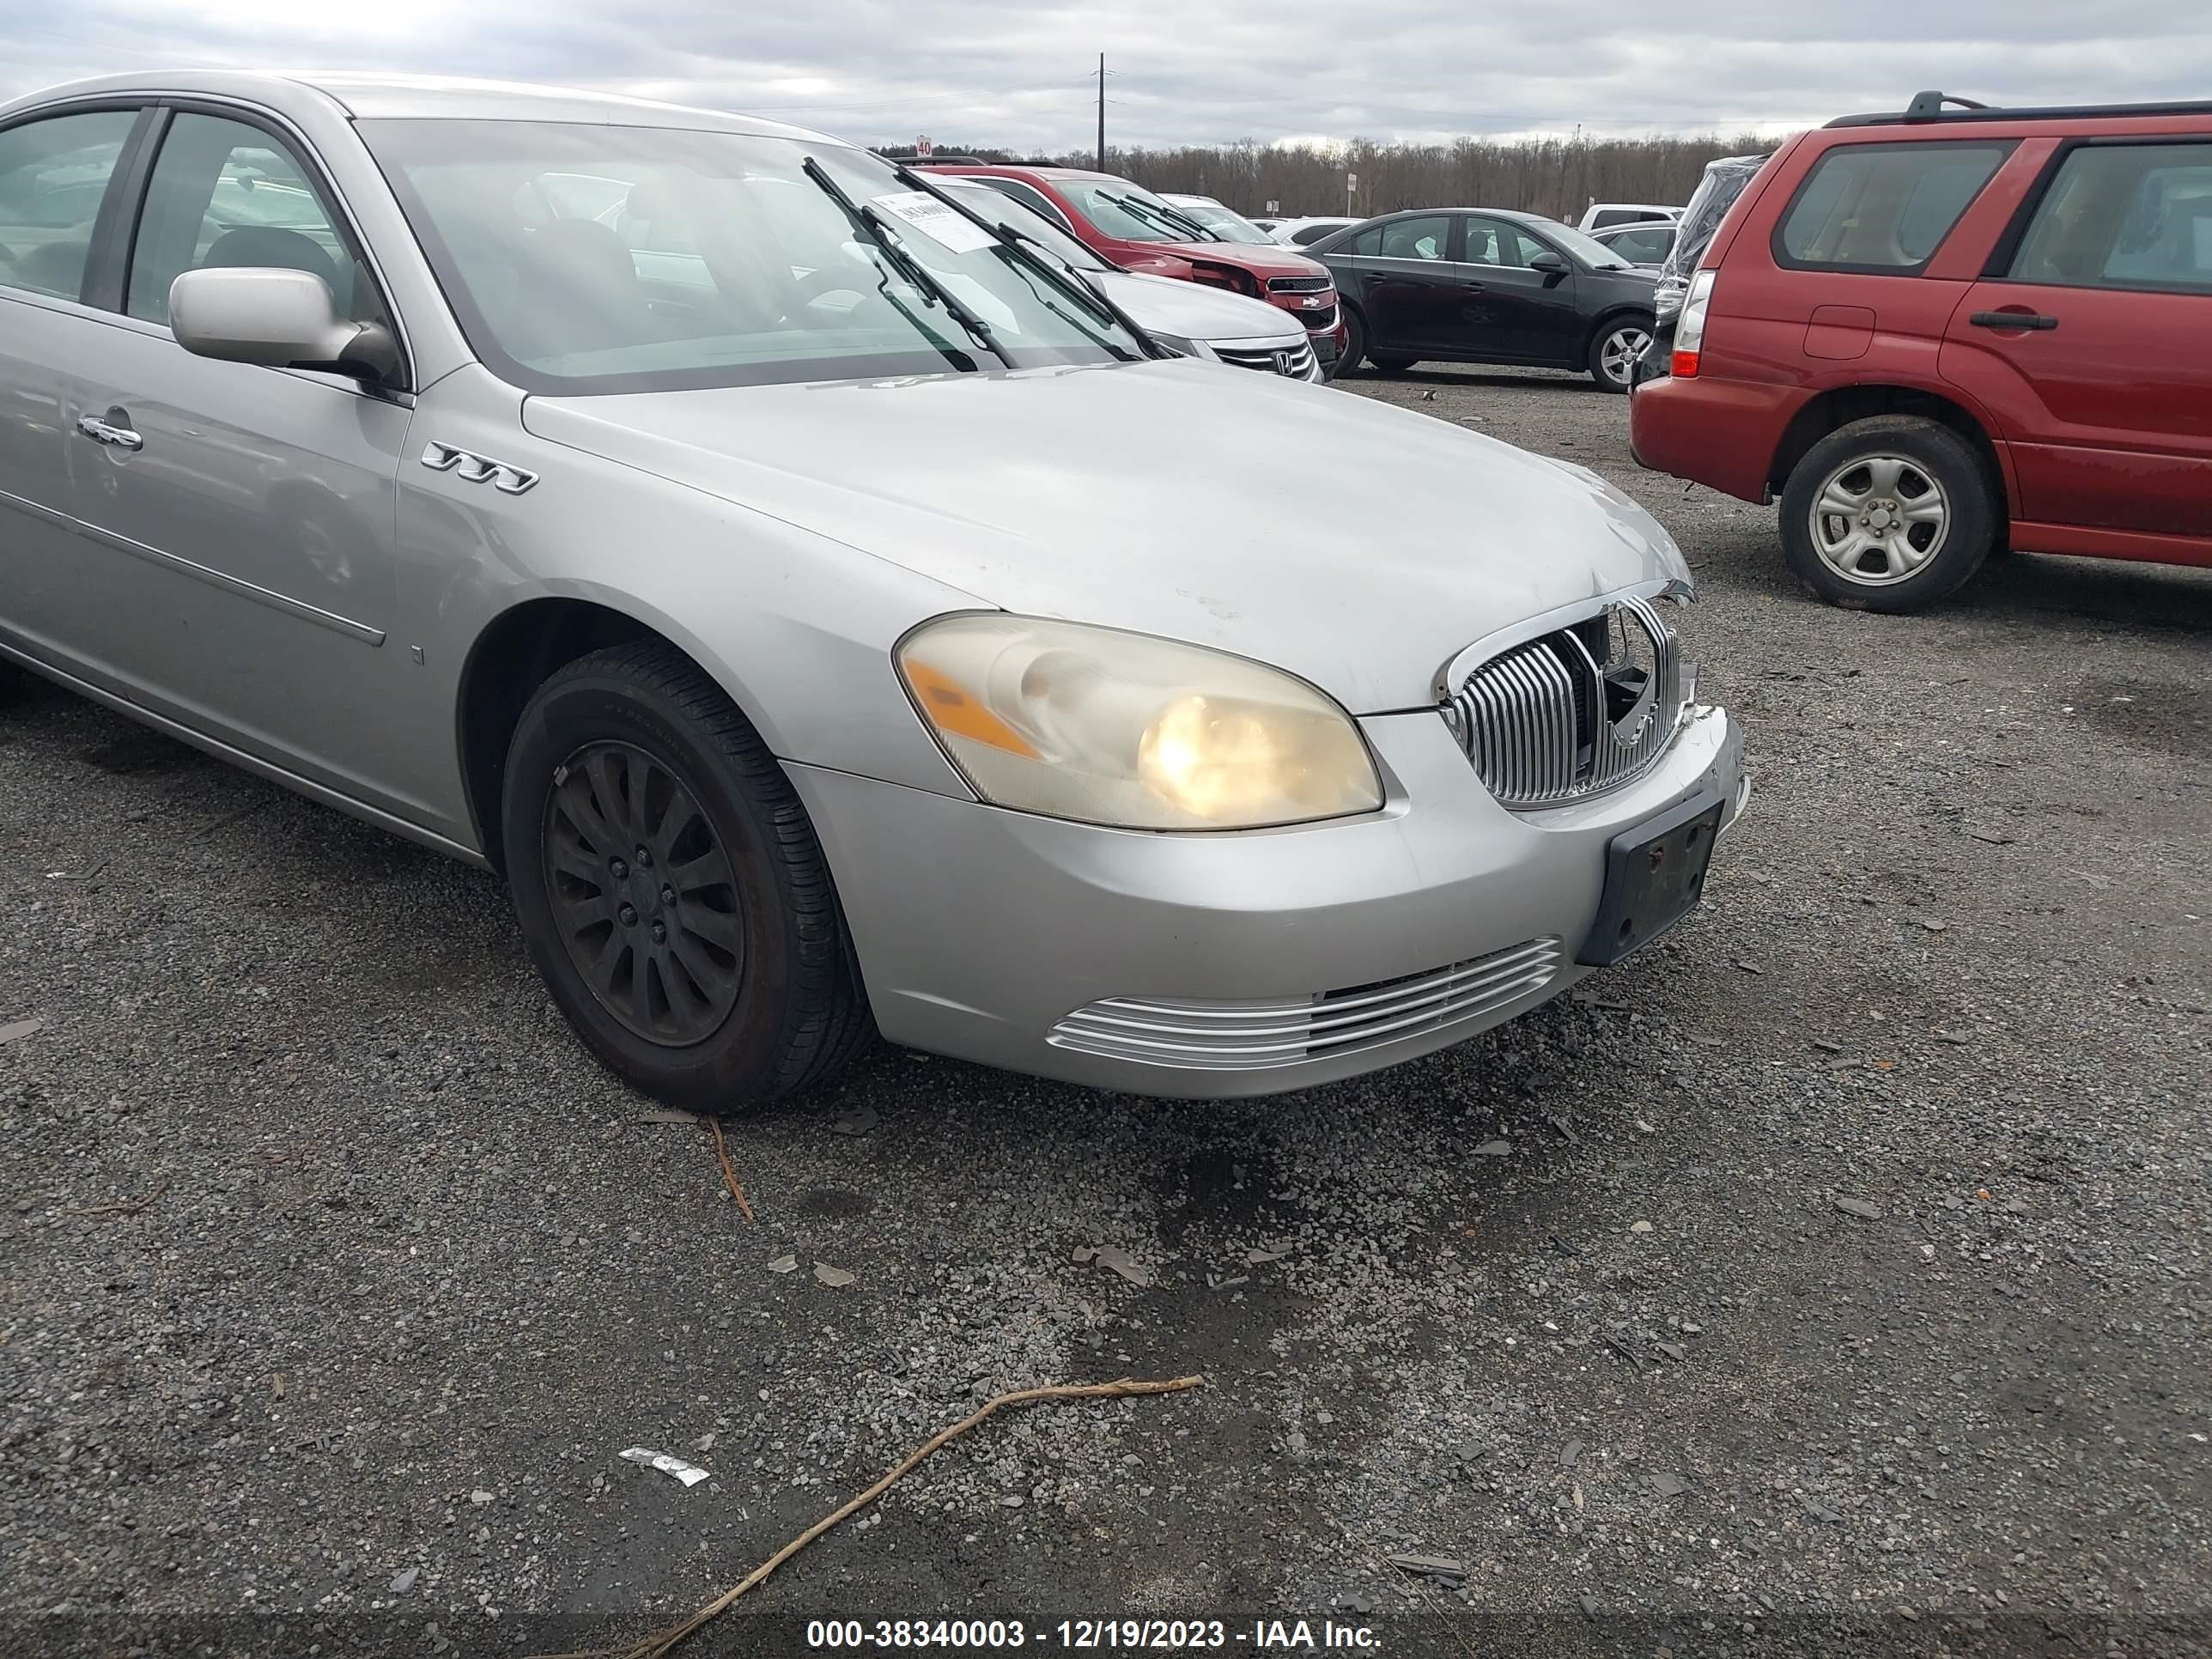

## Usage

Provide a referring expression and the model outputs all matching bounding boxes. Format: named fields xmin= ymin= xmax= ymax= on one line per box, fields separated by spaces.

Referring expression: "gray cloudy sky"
xmin=9 ymin=2 xmax=2211 ymax=151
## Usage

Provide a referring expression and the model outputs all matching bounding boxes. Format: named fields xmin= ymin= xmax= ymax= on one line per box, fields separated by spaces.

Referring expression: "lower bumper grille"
xmin=1295 ymin=302 xmax=1338 ymax=331
xmin=1217 ymin=338 xmax=1320 ymax=380
xmin=1048 ymin=937 xmax=1564 ymax=1071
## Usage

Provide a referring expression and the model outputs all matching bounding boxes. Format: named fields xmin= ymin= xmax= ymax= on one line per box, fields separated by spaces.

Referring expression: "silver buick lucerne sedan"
xmin=0 ymin=73 xmax=1747 ymax=1107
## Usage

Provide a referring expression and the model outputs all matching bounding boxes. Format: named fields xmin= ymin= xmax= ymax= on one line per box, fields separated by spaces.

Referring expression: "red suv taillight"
xmin=1670 ymin=270 xmax=1716 ymax=378
xmin=1188 ymin=262 xmax=1261 ymax=298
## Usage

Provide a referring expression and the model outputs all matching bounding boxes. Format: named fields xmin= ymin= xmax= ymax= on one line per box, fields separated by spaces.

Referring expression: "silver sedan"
xmin=0 ymin=72 xmax=1747 ymax=1107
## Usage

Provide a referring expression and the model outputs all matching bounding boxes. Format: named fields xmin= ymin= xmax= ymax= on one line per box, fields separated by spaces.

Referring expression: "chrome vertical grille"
xmin=1445 ymin=596 xmax=1686 ymax=807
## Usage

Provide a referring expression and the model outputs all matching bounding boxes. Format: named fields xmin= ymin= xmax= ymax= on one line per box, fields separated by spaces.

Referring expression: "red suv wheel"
xmin=1778 ymin=416 xmax=1997 ymax=612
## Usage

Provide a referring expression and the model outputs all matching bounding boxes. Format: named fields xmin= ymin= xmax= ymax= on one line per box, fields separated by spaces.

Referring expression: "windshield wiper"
xmin=1155 ymin=204 xmax=1224 ymax=242
xmin=1105 ymin=190 xmax=1220 ymax=243
xmin=888 ymin=165 xmax=1158 ymax=362
xmin=799 ymin=155 xmax=1012 ymax=369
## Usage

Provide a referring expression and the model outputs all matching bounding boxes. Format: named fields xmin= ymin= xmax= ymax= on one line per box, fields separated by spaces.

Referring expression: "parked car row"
xmin=917 ymin=164 xmax=1347 ymax=374
xmin=936 ymin=177 xmax=1328 ymax=378
xmin=1630 ymin=90 xmax=2212 ymax=611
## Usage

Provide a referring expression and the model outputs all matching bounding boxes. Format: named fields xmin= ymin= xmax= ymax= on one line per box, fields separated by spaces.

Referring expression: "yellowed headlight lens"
xmin=898 ymin=617 xmax=1382 ymax=830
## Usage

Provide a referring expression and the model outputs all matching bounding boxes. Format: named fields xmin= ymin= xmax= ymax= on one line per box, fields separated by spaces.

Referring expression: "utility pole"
xmin=1097 ymin=53 xmax=1106 ymax=173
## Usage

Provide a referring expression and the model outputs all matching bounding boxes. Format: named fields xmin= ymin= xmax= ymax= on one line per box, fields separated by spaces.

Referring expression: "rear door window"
xmin=0 ymin=108 xmax=138 ymax=302
xmin=2008 ymin=142 xmax=2212 ymax=295
xmin=1777 ymin=141 xmax=2012 ymax=271
xmin=1376 ymin=216 xmax=1450 ymax=261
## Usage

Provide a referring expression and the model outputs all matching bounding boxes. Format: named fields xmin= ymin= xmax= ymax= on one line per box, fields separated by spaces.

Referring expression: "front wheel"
xmin=1340 ymin=307 xmax=1369 ymax=375
xmin=501 ymin=641 xmax=872 ymax=1111
xmin=1589 ymin=317 xmax=1652 ymax=392
xmin=1777 ymin=416 xmax=1996 ymax=613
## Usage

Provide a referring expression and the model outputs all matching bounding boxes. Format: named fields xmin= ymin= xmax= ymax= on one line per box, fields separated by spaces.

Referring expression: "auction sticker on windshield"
xmin=874 ymin=191 xmax=998 ymax=253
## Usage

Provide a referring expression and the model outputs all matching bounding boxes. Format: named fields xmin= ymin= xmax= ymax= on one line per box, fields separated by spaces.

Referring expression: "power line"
xmin=744 ymin=72 xmax=1099 ymax=114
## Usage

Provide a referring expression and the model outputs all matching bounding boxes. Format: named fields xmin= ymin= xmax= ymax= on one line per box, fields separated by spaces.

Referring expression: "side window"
xmin=0 ymin=108 xmax=139 ymax=303
xmin=1348 ymin=225 xmax=1383 ymax=256
xmin=126 ymin=112 xmax=389 ymax=331
xmin=1377 ymin=216 xmax=1449 ymax=261
xmin=1777 ymin=142 xmax=2011 ymax=271
xmin=1459 ymin=217 xmax=1541 ymax=268
xmin=2010 ymin=143 xmax=2212 ymax=295
xmin=1289 ymin=222 xmax=1339 ymax=246
xmin=1610 ymin=225 xmax=1673 ymax=264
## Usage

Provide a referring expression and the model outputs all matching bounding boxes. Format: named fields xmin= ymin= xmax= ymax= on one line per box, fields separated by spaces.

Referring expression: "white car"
xmin=938 ymin=179 xmax=1327 ymax=379
xmin=1269 ymin=216 xmax=1363 ymax=248
xmin=1157 ymin=192 xmax=1279 ymax=246
xmin=1577 ymin=203 xmax=1682 ymax=232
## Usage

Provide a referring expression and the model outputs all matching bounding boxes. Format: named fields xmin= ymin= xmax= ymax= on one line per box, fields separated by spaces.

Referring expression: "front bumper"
xmin=791 ymin=702 xmax=1747 ymax=1098
xmin=1267 ymin=291 xmax=1340 ymax=336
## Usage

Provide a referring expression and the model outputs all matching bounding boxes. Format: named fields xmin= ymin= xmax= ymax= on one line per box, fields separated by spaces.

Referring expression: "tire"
xmin=501 ymin=641 xmax=872 ymax=1111
xmin=1778 ymin=415 xmax=1996 ymax=613
xmin=1369 ymin=353 xmax=1417 ymax=374
xmin=1340 ymin=307 xmax=1368 ymax=375
xmin=1588 ymin=314 xmax=1653 ymax=392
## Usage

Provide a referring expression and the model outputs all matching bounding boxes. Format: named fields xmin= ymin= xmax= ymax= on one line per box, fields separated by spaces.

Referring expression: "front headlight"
xmin=896 ymin=615 xmax=1383 ymax=830
xmin=1146 ymin=331 xmax=1218 ymax=361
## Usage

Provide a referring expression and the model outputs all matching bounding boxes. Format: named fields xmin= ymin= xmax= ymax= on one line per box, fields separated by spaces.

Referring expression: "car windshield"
xmin=1060 ymin=179 xmax=1221 ymax=243
xmin=939 ymin=180 xmax=1109 ymax=271
xmin=359 ymin=120 xmax=1143 ymax=394
xmin=1535 ymin=219 xmax=1636 ymax=270
xmin=1164 ymin=201 xmax=1275 ymax=244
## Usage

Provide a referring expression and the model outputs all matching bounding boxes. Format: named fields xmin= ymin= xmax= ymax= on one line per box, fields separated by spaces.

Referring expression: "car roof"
xmin=1826 ymin=89 xmax=2212 ymax=129
xmin=1361 ymin=207 xmax=1555 ymax=224
xmin=0 ymin=70 xmax=837 ymax=142
xmin=922 ymin=163 xmax=1120 ymax=183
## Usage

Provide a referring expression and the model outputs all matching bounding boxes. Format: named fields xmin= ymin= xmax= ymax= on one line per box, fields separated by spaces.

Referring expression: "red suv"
xmin=1631 ymin=91 xmax=2212 ymax=611
xmin=920 ymin=164 xmax=1348 ymax=373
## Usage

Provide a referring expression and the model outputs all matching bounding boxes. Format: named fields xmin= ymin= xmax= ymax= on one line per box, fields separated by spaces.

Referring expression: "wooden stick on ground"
xmin=76 ymin=1179 xmax=172 ymax=1219
xmin=702 ymin=1115 xmax=755 ymax=1224
xmin=533 ymin=1374 xmax=1205 ymax=1659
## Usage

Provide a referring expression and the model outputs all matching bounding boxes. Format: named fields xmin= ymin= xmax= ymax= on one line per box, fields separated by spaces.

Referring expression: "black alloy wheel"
xmin=542 ymin=739 xmax=744 ymax=1046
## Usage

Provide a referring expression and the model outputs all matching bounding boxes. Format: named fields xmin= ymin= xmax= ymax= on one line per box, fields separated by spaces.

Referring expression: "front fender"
xmin=400 ymin=368 xmax=982 ymax=838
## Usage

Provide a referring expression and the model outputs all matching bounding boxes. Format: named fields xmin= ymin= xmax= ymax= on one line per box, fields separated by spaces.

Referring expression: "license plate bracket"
xmin=1576 ymin=790 xmax=1724 ymax=967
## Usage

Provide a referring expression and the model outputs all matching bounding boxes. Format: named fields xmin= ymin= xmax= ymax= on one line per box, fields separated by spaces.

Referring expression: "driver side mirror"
xmin=1528 ymin=250 xmax=1569 ymax=282
xmin=169 ymin=266 xmax=398 ymax=384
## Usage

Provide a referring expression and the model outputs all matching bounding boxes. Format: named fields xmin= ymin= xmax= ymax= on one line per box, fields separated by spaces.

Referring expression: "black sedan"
xmin=1310 ymin=210 xmax=1658 ymax=391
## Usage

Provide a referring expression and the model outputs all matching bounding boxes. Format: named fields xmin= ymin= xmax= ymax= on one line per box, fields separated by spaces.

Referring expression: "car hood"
xmin=1152 ymin=239 xmax=1332 ymax=279
xmin=521 ymin=361 xmax=1687 ymax=712
xmin=1095 ymin=271 xmax=1303 ymax=343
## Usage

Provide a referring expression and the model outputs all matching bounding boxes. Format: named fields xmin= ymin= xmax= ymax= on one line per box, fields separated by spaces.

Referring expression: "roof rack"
xmin=878 ymin=152 xmax=988 ymax=166
xmin=1827 ymin=90 xmax=2212 ymax=128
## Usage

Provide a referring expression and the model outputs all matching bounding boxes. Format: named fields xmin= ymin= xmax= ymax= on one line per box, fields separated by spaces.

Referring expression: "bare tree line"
xmin=884 ymin=134 xmax=1778 ymax=222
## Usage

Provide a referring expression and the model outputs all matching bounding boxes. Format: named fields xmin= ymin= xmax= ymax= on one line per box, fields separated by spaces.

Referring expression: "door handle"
xmin=1969 ymin=310 xmax=2058 ymax=331
xmin=76 ymin=411 xmax=143 ymax=450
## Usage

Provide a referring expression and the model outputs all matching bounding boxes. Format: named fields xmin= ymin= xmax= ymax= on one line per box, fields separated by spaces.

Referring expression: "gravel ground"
xmin=3 ymin=362 xmax=2208 ymax=1659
